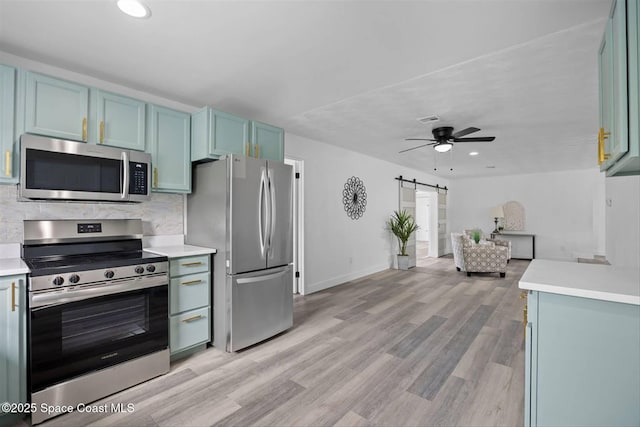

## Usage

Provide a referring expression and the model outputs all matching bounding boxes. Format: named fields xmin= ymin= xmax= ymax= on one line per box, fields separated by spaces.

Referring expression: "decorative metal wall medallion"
xmin=342 ymin=176 xmax=367 ymax=220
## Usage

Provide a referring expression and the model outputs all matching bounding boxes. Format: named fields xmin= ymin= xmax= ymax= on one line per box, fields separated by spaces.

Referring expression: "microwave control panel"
xmin=129 ymin=162 xmax=148 ymax=195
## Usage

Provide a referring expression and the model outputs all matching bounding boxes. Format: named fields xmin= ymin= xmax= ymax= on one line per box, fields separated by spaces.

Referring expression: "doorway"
xmin=285 ymin=157 xmax=304 ymax=294
xmin=415 ymin=190 xmax=438 ymax=266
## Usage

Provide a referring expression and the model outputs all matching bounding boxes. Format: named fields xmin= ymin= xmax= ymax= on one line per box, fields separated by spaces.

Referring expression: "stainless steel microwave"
xmin=20 ymin=134 xmax=151 ymax=202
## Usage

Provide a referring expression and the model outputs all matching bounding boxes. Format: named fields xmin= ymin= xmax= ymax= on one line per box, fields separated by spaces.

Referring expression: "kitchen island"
xmin=519 ymin=260 xmax=640 ymax=427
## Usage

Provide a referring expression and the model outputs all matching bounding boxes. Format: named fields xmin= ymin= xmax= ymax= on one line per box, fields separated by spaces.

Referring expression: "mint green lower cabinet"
xmin=23 ymin=71 xmax=89 ymax=142
xmin=0 ymin=65 xmax=16 ymax=184
xmin=0 ymin=275 xmax=27 ymax=426
xmin=251 ymin=120 xmax=284 ymax=161
xmin=525 ymin=290 xmax=640 ymax=426
xmin=95 ymin=90 xmax=146 ymax=150
xmin=191 ymin=107 xmax=250 ymax=161
xmin=168 ymin=255 xmax=211 ymax=357
xmin=147 ymin=104 xmax=191 ymax=193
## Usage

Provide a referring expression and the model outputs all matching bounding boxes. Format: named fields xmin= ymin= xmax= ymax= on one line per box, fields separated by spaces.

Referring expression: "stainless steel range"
xmin=22 ymin=219 xmax=169 ymax=425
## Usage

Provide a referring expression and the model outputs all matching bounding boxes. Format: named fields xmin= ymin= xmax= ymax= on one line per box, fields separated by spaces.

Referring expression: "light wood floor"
xmin=40 ymin=257 xmax=530 ymax=427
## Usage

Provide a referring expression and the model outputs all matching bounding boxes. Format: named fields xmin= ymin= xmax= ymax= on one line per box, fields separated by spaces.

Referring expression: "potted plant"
xmin=472 ymin=229 xmax=481 ymax=244
xmin=387 ymin=209 xmax=419 ymax=270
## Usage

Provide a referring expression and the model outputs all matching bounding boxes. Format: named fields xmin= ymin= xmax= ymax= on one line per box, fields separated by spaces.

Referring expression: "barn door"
xmin=399 ymin=185 xmax=417 ymax=268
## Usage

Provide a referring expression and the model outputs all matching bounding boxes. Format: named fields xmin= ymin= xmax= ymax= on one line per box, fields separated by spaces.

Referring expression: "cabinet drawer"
xmin=169 ymin=255 xmax=209 ymax=276
xmin=169 ymin=272 xmax=210 ymax=314
xmin=170 ymin=307 xmax=210 ymax=353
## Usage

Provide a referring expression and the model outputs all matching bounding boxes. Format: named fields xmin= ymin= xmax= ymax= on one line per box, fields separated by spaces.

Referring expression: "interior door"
xmin=399 ymin=185 xmax=417 ymax=268
xmin=229 ymin=265 xmax=293 ymax=351
xmin=230 ymin=155 xmax=267 ymax=274
xmin=266 ymin=160 xmax=293 ymax=269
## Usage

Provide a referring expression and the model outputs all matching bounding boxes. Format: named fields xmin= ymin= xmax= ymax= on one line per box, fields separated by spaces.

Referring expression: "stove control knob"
xmin=69 ymin=274 xmax=80 ymax=284
xmin=53 ymin=276 xmax=64 ymax=286
xmin=135 ymin=266 xmax=145 ymax=274
xmin=104 ymin=270 xmax=115 ymax=279
xmin=146 ymin=265 xmax=156 ymax=273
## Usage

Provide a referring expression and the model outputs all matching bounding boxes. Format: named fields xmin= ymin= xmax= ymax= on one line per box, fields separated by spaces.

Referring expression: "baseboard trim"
xmin=304 ymin=263 xmax=389 ymax=295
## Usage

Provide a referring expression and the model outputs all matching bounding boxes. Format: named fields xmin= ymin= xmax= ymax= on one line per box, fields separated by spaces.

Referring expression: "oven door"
xmin=29 ymin=276 xmax=168 ymax=393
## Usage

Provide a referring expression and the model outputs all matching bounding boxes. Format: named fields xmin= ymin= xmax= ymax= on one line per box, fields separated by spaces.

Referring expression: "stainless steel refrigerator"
xmin=186 ymin=155 xmax=293 ymax=352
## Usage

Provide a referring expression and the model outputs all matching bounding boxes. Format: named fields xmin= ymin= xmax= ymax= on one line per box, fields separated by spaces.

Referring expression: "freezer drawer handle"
xmin=181 ymin=314 xmax=205 ymax=323
xmin=181 ymin=261 xmax=203 ymax=267
xmin=181 ymin=279 xmax=202 ymax=285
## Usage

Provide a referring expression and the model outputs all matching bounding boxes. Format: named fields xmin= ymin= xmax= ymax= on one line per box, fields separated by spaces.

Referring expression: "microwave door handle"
xmin=121 ymin=151 xmax=129 ymax=199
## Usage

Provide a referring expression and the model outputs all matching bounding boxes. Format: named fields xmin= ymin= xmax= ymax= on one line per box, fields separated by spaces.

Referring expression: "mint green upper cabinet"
xmin=0 ymin=275 xmax=27 ymax=426
xmin=147 ymin=104 xmax=191 ymax=193
xmin=191 ymin=107 xmax=250 ymax=161
xmin=95 ymin=90 xmax=146 ymax=151
xmin=24 ymin=71 xmax=89 ymax=142
xmin=0 ymin=65 xmax=17 ymax=184
xmin=251 ymin=121 xmax=284 ymax=161
xmin=599 ymin=0 xmax=640 ymax=176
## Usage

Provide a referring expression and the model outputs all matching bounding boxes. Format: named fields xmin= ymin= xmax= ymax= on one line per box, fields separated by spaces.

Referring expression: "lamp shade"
xmin=490 ymin=205 xmax=504 ymax=218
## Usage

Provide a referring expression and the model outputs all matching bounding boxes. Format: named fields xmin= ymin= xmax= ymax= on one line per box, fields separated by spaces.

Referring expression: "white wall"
xmin=449 ymin=168 xmax=606 ymax=261
xmin=285 ymin=133 xmax=450 ymax=294
xmin=605 ymin=175 xmax=640 ymax=268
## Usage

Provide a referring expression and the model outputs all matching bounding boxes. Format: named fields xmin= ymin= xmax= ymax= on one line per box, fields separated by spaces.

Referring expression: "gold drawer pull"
xmin=181 ymin=261 xmax=203 ymax=267
xmin=181 ymin=314 xmax=204 ymax=323
xmin=520 ymin=290 xmax=528 ymax=339
xmin=82 ymin=117 xmax=87 ymax=141
xmin=254 ymin=143 xmax=259 ymax=158
xmin=181 ymin=279 xmax=202 ymax=285
xmin=11 ymin=282 xmax=16 ymax=312
xmin=245 ymin=142 xmax=250 ymax=157
xmin=5 ymin=150 xmax=10 ymax=177
xmin=100 ymin=120 xmax=105 ymax=143
xmin=153 ymin=167 xmax=158 ymax=187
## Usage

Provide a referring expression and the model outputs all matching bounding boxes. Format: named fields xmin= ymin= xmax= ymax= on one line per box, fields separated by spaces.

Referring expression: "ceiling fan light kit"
xmin=434 ymin=142 xmax=453 ymax=152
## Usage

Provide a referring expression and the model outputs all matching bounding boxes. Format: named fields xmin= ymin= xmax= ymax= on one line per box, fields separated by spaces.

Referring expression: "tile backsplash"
xmin=0 ymin=185 xmax=184 ymax=243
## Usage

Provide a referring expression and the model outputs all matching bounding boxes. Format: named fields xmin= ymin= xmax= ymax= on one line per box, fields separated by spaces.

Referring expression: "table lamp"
xmin=490 ymin=205 xmax=504 ymax=233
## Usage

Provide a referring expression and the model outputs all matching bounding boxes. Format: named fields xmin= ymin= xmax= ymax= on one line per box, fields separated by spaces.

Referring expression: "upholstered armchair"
xmin=464 ymin=229 xmax=511 ymax=261
xmin=451 ymin=232 xmax=508 ymax=277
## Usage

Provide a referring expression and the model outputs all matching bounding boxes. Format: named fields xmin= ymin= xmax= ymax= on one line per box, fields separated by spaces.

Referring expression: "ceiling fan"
xmin=400 ymin=126 xmax=495 ymax=153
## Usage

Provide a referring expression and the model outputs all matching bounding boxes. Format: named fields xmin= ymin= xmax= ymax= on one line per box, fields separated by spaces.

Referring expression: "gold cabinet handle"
xmin=4 ymin=150 xmax=10 ymax=177
xmin=11 ymin=281 xmax=16 ymax=312
xmin=181 ymin=261 xmax=202 ymax=267
xmin=598 ymin=127 xmax=611 ymax=165
xmin=520 ymin=290 xmax=528 ymax=339
xmin=100 ymin=121 xmax=105 ymax=143
xmin=254 ymin=143 xmax=259 ymax=158
xmin=82 ymin=117 xmax=87 ymax=141
xmin=153 ymin=167 xmax=158 ymax=188
xmin=245 ymin=142 xmax=250 ymax=157
xmin=181 ymin=279 xmax=202 ymax=285
xmin=181 ymin=314 xmax=204 ymax=323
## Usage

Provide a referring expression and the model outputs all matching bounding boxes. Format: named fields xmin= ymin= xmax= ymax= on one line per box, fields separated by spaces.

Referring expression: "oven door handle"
xmin=30 ymin=274 xmax=167 ymax=309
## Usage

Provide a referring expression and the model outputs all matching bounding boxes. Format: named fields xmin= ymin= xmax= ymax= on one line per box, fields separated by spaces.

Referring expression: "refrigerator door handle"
xmin=267 ymin=168 xmax=276 ymax=251
xmin=258 ymin=168 xmax=267 ymax=257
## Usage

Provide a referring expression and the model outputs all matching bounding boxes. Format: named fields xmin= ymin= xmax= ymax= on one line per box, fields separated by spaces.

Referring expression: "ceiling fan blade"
xmin=404 ymin=138 xmax=436 ymax=141
xmin=453 ymin=136 xmax=496 ymax=142
xmin=399 ymin=143 xmax=436 ymax=153
xmin=452 ymin=127 xmax=481 ymax=138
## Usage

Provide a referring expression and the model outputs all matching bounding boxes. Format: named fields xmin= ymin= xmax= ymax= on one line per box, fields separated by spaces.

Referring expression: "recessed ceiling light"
xmin=117 ymin=0 xmax=151 ymax=18
xmin=469 ymin=151 xmax=479 ymax=156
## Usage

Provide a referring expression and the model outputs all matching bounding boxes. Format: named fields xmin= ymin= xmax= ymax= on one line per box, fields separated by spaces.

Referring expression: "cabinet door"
xmin=147 ymin=104 xmax=191 ymax=193
xmin=598 ymin=19 xmax=614 ymax=172
xmin=0 ymin=276 xmax=26 ymax=424
xmin=24 ymin=72 xmax=89 ymax=142
xmin=211 ymin=109 xmax=250 ymax=157
xmin=251 ymin=121 xmax=284 ymax=161
xmin=95 ymin=90 xmax=145 ymax=151
xmin=0 ymin=65 xmax=16 ymax=184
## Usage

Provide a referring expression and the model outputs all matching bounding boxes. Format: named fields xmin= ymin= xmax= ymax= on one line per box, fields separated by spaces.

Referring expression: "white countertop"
xmin=519 ymin=259 xmax=640 ymax=305
xmin=0 ymin=258 xmax=30 ymax=276
xmin=144 ymin=244 xmax=217 ymax=258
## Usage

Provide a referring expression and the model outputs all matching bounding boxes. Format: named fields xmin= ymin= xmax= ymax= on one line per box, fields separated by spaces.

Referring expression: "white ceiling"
xmin=0 ymin=0 xmax=612 ymax=178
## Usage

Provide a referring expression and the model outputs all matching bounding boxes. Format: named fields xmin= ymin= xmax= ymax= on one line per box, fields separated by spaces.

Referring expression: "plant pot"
xmin=397 ymin=255 xmax=410 ymax=270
